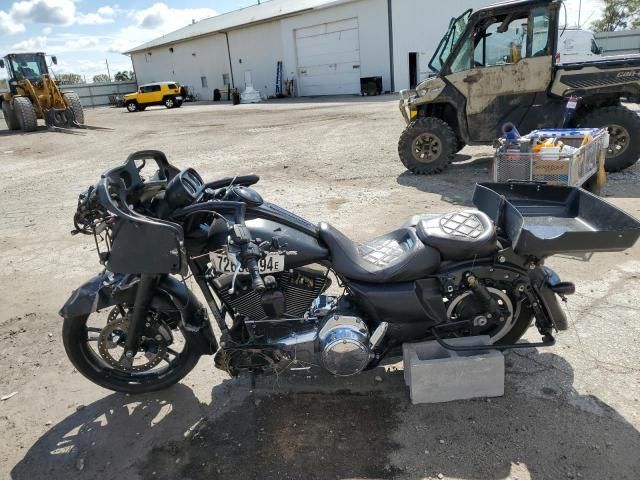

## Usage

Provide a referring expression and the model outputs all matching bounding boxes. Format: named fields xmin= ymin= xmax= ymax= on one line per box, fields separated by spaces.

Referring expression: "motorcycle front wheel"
xmin=62 ymin=299 xmax=201 ymax=394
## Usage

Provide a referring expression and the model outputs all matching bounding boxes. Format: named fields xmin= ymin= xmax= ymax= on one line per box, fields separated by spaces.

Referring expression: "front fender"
xmin=58 ymin=272 xmax=136 ymax=319
xmin=59 ymin=272 xmax=217 ymax=354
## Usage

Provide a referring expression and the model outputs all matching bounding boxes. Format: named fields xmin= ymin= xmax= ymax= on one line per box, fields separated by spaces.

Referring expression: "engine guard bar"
xmin=430 ymin=324 xmax=556 ymax=351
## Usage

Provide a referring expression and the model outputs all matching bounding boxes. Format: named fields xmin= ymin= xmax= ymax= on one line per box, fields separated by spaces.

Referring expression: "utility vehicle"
xmin=398 ymin=0 xmax=640 ymax=174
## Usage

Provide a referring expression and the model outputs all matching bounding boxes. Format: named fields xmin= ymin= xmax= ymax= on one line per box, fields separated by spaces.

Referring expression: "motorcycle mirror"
xmin=52 ymin=56 xmax=58 ymax=65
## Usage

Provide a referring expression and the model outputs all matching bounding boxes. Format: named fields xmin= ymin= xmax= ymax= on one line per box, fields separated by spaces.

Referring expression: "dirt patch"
xmin=140 ymin=393 xmax=402 ymax=480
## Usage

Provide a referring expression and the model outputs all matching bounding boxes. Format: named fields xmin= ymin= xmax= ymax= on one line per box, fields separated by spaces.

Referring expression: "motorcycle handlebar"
xmin=245 ymin=256 xmax=265 ymax=293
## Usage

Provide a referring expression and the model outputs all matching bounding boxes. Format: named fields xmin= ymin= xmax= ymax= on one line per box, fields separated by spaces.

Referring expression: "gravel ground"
xmin=1 ymin=97 xmax=639 ymax=480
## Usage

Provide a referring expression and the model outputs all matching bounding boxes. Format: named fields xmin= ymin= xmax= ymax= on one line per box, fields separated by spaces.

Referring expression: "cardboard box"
xmin=532 ymin=158 xmax=569 ymax=183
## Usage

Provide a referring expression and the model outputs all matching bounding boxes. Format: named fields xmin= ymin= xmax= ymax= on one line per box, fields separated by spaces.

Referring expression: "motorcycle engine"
xmin=317 ymin=311 xmax=370 ymax=376
xmin=215 ymin=272 xmax=372 ymax=376
xmin=265 ymin=296 xmax=372 ymax=376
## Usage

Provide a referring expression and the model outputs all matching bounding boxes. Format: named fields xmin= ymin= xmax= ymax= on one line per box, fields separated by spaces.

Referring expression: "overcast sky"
xmin=0 ymin=0 xmax=604 ymax=82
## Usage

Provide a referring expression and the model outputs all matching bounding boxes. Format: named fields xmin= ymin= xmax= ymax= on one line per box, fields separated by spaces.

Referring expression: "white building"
xmin=125 ymin=0 xmax=489 ymax=99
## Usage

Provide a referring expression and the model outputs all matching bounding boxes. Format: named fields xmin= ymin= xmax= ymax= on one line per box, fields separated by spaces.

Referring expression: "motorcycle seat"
xmin=318 ymin=222 xmax=440 ymax=283
xmin=409 ymin=210 xmax=497 ymax=260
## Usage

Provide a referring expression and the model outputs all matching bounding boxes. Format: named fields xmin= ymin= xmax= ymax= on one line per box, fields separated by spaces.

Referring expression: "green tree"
xmin=56 ymin=73 xmax=84 ymax=84
xmin=114 ymin=71 xmax=129 ymax=81
xmin=592 ymin=0 xmax=640 ymax=32
xmin=93 ymin=74 xmax=111 ymax=83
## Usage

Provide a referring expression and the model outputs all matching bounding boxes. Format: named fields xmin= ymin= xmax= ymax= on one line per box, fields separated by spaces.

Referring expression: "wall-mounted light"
xmin=192 ymin=53 xmax=197 ymax=57
xmin=169 ymin=47 xmax=174 ymax=53
xmin=239 ymin=58 xmax=242 ymax=63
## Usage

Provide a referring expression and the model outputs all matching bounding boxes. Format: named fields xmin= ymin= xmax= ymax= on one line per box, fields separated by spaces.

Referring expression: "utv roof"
xmin=5 ymin=52 xmax=46 ymax=56
xmin=482 ymin=0 xmax=556 ymax=9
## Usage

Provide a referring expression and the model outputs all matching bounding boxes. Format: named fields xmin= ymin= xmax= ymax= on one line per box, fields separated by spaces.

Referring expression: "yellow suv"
xmin=123 ymin=82 xmax=183 ymax=112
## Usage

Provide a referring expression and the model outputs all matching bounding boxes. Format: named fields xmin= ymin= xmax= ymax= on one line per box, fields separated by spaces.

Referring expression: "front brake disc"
xmin=97 ymin=317 xmax=168 ymax=372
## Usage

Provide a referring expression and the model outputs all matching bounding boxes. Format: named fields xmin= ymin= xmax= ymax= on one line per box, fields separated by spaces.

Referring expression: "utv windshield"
xmin=10 ymin=54 xmax=47 ymax=82
xmin=429 ymin=9 xmax=472 ymax=73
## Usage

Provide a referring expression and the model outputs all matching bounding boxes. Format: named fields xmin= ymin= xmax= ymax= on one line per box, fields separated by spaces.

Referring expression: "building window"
xmin=201 ymin=76 xmax=208 ymax=88
xmin=222 ymin=73 xmax=230 ymax=86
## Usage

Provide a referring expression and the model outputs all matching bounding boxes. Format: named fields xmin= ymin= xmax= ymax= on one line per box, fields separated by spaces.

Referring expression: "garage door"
xmin=295 ymin=18 xmax=361 ymax=96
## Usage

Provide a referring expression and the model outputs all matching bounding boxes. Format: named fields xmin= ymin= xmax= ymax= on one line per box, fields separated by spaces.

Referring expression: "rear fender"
xmin=59 ymin=271 xmax=217 ymax=354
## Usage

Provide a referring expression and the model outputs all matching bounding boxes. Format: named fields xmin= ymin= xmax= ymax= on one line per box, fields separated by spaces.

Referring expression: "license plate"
xmin=175 ymin=96 xmax=183 ymax=100
xmin=209 ymin=252 xmax=285 ymax=274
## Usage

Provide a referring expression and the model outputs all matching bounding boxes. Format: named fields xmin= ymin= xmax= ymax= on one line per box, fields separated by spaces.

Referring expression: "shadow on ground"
xmin=397 ymin=155 xmax=493 ymax=206
xmin=11 ymin=352 xmax=640 ymax=480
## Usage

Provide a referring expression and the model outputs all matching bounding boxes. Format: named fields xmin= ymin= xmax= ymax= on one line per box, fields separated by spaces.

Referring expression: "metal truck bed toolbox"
xmin=472 ymin=182 xmax=640 ymax=257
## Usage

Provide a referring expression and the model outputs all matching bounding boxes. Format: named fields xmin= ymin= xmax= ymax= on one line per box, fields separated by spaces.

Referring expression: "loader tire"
xmin=398 ymin=117 xmax=457 ymax=174
xmin=578 ymin=105 xmax=640 ymax=172
xmin=12 ymin=97 xmax=38 ymax=132
xmin=2 ymin=101 xmax=20 ymax=130
xmin=63 ymin=92 xmax=84 ymax=125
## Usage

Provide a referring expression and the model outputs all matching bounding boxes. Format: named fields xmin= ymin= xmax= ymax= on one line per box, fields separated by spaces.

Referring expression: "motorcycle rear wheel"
xmin=62 ymin=302 xmax=201 ymax=394
xmin=447 ymin=287 xmax=534 ymax=346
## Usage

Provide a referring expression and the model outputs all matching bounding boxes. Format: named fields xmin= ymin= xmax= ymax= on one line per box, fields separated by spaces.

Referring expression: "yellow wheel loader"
xmin=1 ymin=52 xmax=85 ymax=132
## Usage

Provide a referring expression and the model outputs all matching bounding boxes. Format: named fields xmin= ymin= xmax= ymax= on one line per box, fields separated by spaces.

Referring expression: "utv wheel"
xmin=63 ymin=91 xmax=84 ymax=124
xmin=398 ymin=117 xmax=457 ymax=174
xmin=579 ymin=105 xmax=640 ymax=172
xmin=164 ymin=97 xmax=176 ymax=109
xmin=12 ymin=96 xmax=38 ymax=132
xmin=126 ymin=101 xmax=138 ymax=112
xmin=2 ymin=101 xmax=20 ymax=130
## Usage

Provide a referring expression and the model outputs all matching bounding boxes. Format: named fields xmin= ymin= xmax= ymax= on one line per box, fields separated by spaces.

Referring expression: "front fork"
xmin=123 ymin=274 xmax=159 ymax=359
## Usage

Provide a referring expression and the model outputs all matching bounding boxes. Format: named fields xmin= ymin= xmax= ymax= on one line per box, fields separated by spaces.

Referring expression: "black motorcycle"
xmin=59 ymin=151 xmax=640 ymax=393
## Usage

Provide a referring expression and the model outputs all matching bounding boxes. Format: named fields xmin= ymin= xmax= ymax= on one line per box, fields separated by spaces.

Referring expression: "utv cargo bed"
xmin=473 ymin=182 xmax=640 ymax=257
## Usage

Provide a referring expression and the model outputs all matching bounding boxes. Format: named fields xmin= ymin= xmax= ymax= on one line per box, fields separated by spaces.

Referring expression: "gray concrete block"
xmin=402 ymin=335 xmax=504 ymax=404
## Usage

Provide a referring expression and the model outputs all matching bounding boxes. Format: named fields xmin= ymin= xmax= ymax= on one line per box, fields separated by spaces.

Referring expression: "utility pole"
xmin=105 ymin=59 xmax=111 ymax=82
xmin=577 ymin=0 xmax=582 ymax=27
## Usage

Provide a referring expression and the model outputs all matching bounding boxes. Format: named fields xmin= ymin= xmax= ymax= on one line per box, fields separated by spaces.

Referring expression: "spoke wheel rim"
xmin=81 ymin=305 xmax=186 ymax=382
xmin=411 ymin=132 xmax=442 ymax=163
xmin=606 ymin=124 xmax=630 ymax=158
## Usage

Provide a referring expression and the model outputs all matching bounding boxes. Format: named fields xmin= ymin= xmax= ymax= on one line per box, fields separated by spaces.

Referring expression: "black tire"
xmin=174 ymin=100 xmax=182 ymax=108
xmin=163 ymin=96 xmax=176 ymax=109
xmin=12 ymin=96 xmax=38 ymax=132
xmin=138 ymin=105 xmax=147 ymax=111
xmin=62 ymin=91 xmax=84 ymax=124
xmin=578 ymin=105 xmax=640 ymax=172
xmin=2 ymin=101 xmax=20 ymax=130
xmin=398 ymin=117 xmax=457 ymax=174
xmin=494 ymin=303 xmax=534 ymax=346
xmin=126 ymin=101 xmax=138 ymax=112
xmin=62 ymin=301 xmax=202 ymax=394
